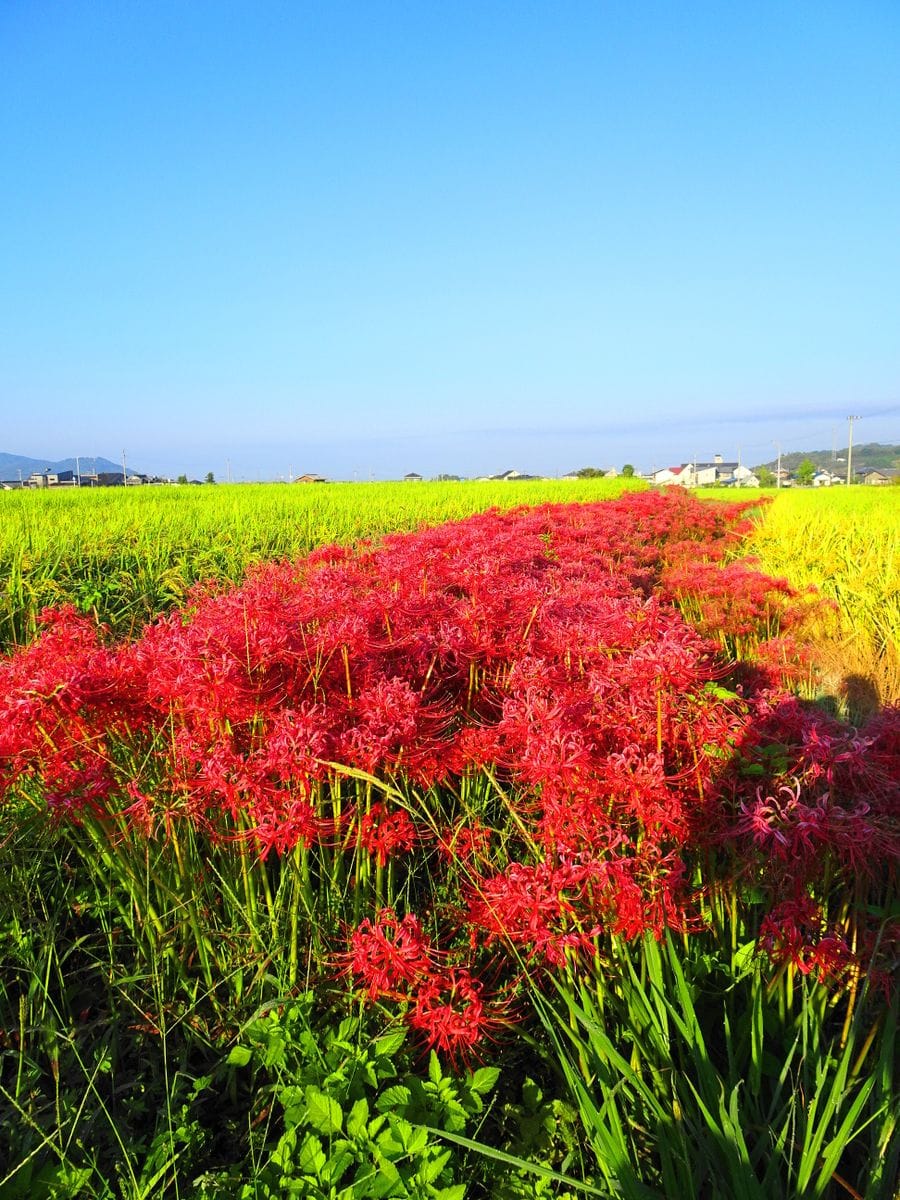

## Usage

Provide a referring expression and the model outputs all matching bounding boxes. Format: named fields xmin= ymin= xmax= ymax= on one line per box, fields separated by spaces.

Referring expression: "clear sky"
xmin=2 ymin=1 xmax=898 ymax=479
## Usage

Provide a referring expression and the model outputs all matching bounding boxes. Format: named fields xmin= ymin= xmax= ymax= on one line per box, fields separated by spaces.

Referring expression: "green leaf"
xmin=347 ymin=1097 xmax=370 ymax=1140
xmin=418 ymin=1148 xmax=452 ymax=1183
xmin=305 ymin=1085 xmax=344 ymax=1135
xmin=376 ymin=1084 xmax=412 ymax=1113
xmin=521 ymin=1077 xmax=543 ymax=1110
xmin=373 ymin=1027 xmax=407 ymax=1059
xmin=403 ymin=1122 xmax=429 ymax=1157
xmin=296 ymin=1132 xmax=327 ymax=1175
xmin=226 ymin=1045 xmax=253 ymax=1067
xmin=428 ymin=1051 xmax=443 ymax=1085
xmin=469 ymin=1066 xmax=500 ymax=1095
xmin=732 ymin=940 xmax=757 ymax=979
xmin=350 ymin=1162 xmax=395 ymax=1199
xmin=322 ymin=1143 xmax=356 ymax=1186
xmin=378 ymin=1114 xmax=415 ymax=1155
xmin=432 ymin=1186 xmax=466 ymax=1200
xmin=375 ymin=1157 xmax=402 ymax=1191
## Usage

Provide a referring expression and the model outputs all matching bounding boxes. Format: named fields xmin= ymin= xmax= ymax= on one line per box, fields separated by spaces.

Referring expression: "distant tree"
xmin=757 ymin=466 xmax=776 ymax=488
xmin=177 ymin=474 xmax=188 ymax=485
xmin=796 ymin=459 xmax=816 ymax=487
xmin=205 ymin=471 xmax=216 ymax=484
xmin=621 ymin=464 xmax=635 ymax=477
xmin=575 ymin=467 xmax=605 ymax=478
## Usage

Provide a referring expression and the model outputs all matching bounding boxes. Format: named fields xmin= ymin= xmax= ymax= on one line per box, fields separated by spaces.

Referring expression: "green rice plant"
xmin=535 ymin=930 xmax=897 ymax=1199
xmin=0 ymin=478 xmax=641 ymax=650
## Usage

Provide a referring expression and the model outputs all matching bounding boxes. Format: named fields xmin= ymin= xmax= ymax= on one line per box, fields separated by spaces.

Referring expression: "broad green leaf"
xmin=305 ymin=1085 xmax=343 ymax=1135
xmin=373 ymin=1027 xmax=406 ymax=1058
xmin=428 ymin=1050 xmax=443 ymax=1085
xmin=347 ymin=1097 xmax=370 ymax=1140
xmin=419 ymin=1148 xmax=452 ymax=1183
xmin=376 ymin=1084 xmax=412 ymax=1113
xmin=296 ymin=1132 xmax=327 ymax=1175
xmin=469 ymin=1066 xmax=500 ymax=1095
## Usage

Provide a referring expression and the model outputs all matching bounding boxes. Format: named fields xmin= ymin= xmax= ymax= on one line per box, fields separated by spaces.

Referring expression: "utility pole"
xmin=846 ymin=416 xmax=860 ymax=486
xmin=774 ymin=441 xmax=782 ymax=488
xmin=75 ymin=455 xmax=81 ymax=488
xmin=226 ymin=458 xmax=232 ymax=483
xmin=122 ymin=450 xmax=128 ymax=487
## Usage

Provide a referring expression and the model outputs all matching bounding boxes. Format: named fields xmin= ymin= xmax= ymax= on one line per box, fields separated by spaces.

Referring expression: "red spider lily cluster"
xmin=1 ymin=491 xmax=897 ymax=1056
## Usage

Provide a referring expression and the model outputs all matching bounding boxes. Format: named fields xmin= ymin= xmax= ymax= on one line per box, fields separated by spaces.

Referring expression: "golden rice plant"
xmin=747 ymin=487 xmax=900 ymax=713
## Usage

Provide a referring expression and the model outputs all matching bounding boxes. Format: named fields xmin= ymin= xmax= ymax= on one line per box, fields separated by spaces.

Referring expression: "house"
xmin=813 ymin=470 xmax=843 ymax=487
xmin=653 ymin=456 xmax=744 ymax=487
xmin=403 ymin=472 xmax=423 ymax=482
xmin=732 ymin=465 xmax=760 ymax=487
xmin=692 ymin=456 xmax=739 ymax=486
xmin=652 ymin=466 xmax=691 ymax=487
xmin=857 ymin=468 xmax=899 ymax=485
xmin=294 ymin=473 xmax=327 ymax=484
xmin=480 ymin=469 xmax=542 ymax=481
xmin=26 ymin=469 xmax=76 ymax=488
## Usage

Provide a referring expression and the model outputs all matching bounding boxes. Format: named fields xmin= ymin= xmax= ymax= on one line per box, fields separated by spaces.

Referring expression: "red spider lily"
xmin=408 ymin=967 xmax=496 ymax=1060
xmin=346 ymin=909 xmax=433 ymax=1000
xmin=1 ymin=490 xmax=896 ymax=1056
xmin=436 ymin=819 xmax=492 ymax=866
xmin=465 ymin=858 xmax=603 ymax=966
xmin=359 ymin=801 xmax=419 ymax=866
xmin=759 ymin=897 xmax=855 ymax=984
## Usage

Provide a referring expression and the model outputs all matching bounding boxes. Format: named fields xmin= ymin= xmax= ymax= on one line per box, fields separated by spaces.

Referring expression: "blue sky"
xmin=2 ymin=1 xmax=898 ymax=479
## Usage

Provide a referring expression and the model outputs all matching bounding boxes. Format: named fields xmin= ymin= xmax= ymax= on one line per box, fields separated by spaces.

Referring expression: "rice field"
xmin=0 ymin=478 xmax=640 ymax=648
xmin=0 ymin=481 xmax=896 ymax=1198
xmin=746 ymin=487 xmax=900 ymax=709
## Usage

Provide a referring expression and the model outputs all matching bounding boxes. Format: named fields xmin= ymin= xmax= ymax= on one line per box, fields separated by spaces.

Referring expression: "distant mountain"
xmin=0 ymin=452 xmax=140 ymax=479
xmin=754 ymin=442 xmax=900 ymax=473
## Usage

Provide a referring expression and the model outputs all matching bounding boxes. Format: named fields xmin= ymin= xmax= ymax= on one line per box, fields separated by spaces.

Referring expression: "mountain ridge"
xmin=0 ymin=452 xmax=143 ymax=479
xmin=754 ymin=442 xmax=900 ymax=474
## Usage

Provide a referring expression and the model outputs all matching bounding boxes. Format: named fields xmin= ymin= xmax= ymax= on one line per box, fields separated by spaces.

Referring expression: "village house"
xmin=652 ymin=465 xmax=691 ymax=486
xmin=857 ymin=468 xmax=899 ymax=485
xmin=652 ymin=456 xmax=756 ymax=488
xmin=731 ymin=464 xmax=760 ymax=487
xmin=27 ymin=469 xmax=76 ymax=488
